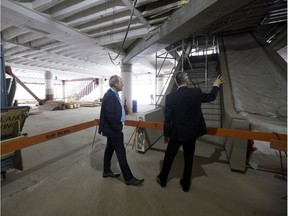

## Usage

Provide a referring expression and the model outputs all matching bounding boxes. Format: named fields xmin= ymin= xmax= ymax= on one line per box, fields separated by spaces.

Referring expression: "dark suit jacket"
xmin=164 ymin=86 xmax=219 ymax=141
xmin=98 ymin=89 xmax=122 ymax=137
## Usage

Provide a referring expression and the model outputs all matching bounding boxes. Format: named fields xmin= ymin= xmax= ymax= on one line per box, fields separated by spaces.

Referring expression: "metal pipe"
xmin=1 ymin=44 xmax=8 ymax=107
xmin=5 ymin=66 xmax=45 ymax=105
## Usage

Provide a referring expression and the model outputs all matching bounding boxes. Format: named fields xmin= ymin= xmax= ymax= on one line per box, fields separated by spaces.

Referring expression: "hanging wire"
xmin=108 ymin=0 xmax=138 ymax=65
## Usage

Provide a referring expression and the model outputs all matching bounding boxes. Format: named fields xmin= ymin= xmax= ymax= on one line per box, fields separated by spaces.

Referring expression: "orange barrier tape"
xmin=270 ymin=139 xmax=287 ymax=152
xmin=207 ymin=128 xmax=287 ymax=142
xmin=1 ymin=119 xmax=286 ymax=155
xmin=1 ymin=119 xmax=99 ymax=155
xmin=125 ymin=120 xmax=163 ymax=129
xmin=125 ymin=120 xmax=287 ymax=142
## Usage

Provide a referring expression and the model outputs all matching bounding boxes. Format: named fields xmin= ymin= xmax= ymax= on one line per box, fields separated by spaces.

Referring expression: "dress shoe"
xmin=179 ymin=179 xmax=190 ymax=192
xmin=125 ymin=177 xmax=144 ymax=186
xmin=103 ymin=171 xmax=120 ymax=178
xmin=156 ymin=176 xmax=166 ymax=187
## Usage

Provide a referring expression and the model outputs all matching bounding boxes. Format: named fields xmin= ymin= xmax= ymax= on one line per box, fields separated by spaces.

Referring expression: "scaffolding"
xmin=154 ymin=35 xmax=217 ymax=107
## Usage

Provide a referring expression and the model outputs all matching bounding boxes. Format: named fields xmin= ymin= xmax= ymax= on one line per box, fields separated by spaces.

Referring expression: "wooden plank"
xmin=1 ymin=119 xmax=99 ymax=155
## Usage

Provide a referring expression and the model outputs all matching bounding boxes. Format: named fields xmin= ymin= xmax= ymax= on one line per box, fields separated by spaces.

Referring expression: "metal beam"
xmin=123 ymin=0 xmax=255 ymax=64
xmin=5 ymin=66 xmax=44 ymax=104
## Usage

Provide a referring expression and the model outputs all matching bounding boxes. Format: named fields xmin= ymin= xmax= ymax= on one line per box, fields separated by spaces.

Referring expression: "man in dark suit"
xmin=98 ymin=75 xmax=144 ymax=186
xmin=156 ymin=72 xmax=224 ymax=192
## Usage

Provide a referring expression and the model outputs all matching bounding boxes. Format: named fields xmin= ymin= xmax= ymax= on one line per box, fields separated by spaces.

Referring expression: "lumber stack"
xmin=78 ymin=100 xmax=102 ymax=107
xmin=39 ymin=100 xmax=80 ymax=111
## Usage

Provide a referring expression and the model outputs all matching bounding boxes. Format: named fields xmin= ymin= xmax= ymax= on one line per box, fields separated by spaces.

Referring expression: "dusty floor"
xmin=1 ymin=105 xmax=287 ymax=216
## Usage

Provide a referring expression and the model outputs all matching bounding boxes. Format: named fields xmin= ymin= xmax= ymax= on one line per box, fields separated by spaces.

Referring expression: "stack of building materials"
xmin=78 ymin=100 xmax=101 ymax=107
xmin=39 ymin=101 xmax=80 ymax=111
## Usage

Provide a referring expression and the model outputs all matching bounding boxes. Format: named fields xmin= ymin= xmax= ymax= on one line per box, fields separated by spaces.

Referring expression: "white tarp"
xmin=223 ymin=33 xmax=287 ymax=133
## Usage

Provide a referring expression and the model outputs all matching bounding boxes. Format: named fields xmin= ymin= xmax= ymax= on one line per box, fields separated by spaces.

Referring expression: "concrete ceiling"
xmin=1 ymin=0 xmax=287 ymax=80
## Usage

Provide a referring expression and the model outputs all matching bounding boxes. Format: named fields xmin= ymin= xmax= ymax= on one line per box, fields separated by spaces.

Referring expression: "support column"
xmin=99 ymin=77 xmax=105 ymax=100
xmin=45 ymin=71 xmax=54 ymax=100
xmin=62 ymin=80 xmax=66 ymax=102
xmin=121 ymin=63 xmax=132 ymax=113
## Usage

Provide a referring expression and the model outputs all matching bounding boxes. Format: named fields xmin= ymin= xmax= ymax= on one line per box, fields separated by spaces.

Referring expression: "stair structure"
xmin=64 ymin=78 xmax=99 ymax=101
xmin=137 ymin=37 xmax=223 ymax=153
xmin=75 ymin=79 xmax=98 ymax=100
xmin=185 ymin=54 xmax=222 ymax=129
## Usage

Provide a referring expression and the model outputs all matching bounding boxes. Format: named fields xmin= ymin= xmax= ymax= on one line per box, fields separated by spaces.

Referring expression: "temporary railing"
xmin=1 ymin=120 xmax=99 ymax=155
xmin=1 ymin=119 xmax=286 ymax=155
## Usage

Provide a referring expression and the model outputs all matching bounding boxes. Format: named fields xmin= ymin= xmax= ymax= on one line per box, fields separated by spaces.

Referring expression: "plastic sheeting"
xmin=223 ymin=33 xmax=287 ymax=133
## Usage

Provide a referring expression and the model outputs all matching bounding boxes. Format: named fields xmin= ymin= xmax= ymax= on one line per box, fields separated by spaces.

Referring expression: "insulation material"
xmin=223 ymin=33 xmax=287 ymax=133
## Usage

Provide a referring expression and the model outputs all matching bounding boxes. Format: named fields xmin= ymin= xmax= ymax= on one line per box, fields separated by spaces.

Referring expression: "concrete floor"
xmin=1 ymin=105 xmax=287 ymax=216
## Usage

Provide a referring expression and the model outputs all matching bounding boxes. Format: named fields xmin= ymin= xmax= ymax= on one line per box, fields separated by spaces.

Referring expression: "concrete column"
xmin=121 ymin=63 xmax=132 ymax=113
xmin=99 ymin=77 xmax=105 ymax=99
xmin=45 ymin=71 xmax=54 ymax=100
xmin=62 ymin=80 xmax=66 ymax=102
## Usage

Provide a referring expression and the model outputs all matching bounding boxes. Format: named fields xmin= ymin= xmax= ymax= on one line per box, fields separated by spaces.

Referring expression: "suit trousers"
xmin=103 ymin=131 xmax=133 ymax=181
xmin=158 ymin=139 xmax=196 ymax=187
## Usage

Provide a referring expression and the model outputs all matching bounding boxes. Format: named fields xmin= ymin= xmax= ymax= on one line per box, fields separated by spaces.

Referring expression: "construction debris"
xmin=78 ymin=100 xmax=102 ymax=107
xmin=39 ymin=100 xmax=80 ymax=111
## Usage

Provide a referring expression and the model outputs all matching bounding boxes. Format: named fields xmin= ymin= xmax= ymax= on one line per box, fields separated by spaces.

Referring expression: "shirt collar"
xmin=110 ymin=87 xmax=117 ymax=94
xmin=177 ymin=85 xmax=187 ymax=90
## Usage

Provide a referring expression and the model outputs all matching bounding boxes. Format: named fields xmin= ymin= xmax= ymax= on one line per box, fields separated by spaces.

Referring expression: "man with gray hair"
xmin=99 ymin=75 xmax=144 ymax=186
xmin=156 ymin=72 xmax=224 ymax=192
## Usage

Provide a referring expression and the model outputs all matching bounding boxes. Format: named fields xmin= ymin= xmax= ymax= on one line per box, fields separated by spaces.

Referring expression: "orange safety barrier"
xmin=270 ymin=139 xmax=287 ymax=152
xmin=125 ymin=120 xmax=287 ymax=142
xmin=1 ymin=119 xmax=286 ymax=155
xmin=125 ymin=120 xmax=164 ymax=129
xmin=1 ymin=119 xmax=99 ymax=155
xmin=206 ymin=128 xmax=287 ymax=142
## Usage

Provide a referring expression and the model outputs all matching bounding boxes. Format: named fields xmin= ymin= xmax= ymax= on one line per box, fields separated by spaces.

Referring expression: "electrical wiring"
xmin=108 ymin=0 xmax=138 ymax=66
